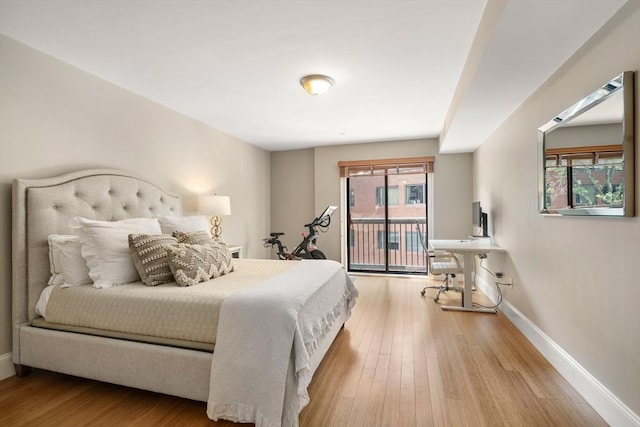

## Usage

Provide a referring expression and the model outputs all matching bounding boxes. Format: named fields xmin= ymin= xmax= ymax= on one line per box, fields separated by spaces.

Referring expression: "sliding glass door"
xmin=347 ymin=170 xmax=428 ymax=274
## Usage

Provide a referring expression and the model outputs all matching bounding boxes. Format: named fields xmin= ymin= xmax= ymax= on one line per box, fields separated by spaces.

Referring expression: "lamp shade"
xmin=198 ymin=195 xmax=231 ymax=216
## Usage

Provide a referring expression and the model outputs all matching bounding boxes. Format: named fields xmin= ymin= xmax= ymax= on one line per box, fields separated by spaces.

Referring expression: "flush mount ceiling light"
xmin=300 ymin=74 xmax=334 ymax=95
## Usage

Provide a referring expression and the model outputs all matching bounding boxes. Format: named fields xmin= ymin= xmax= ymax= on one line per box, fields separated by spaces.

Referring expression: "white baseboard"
xmin=475 ymin=276 xmax=640 ymax=427
xmin=0 ymin=352 xmax=15 ymax=381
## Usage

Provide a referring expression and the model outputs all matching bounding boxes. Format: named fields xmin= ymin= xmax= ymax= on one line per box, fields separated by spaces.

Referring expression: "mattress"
xmin=34 ymin=259 xmax=295 ymax=348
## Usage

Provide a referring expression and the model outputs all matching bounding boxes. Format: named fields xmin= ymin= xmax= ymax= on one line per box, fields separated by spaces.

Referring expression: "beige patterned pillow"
xmin=165 ymin=243 xmax=232 ymax=287
xmin=172 ymin=231 xmax=234 ymax=274
xmin=128 ymin=234 xmax=178 ymax=286
xmin=209 ymin=240 xmax=235 ymax=276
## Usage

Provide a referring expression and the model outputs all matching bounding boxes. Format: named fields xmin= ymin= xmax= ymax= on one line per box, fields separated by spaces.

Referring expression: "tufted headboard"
xmin=12 ymin=169 xmax=182 ymax=330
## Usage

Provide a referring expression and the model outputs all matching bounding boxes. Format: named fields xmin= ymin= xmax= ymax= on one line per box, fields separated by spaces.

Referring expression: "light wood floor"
xmin=0 ymin=275 xmax=606 ymax=426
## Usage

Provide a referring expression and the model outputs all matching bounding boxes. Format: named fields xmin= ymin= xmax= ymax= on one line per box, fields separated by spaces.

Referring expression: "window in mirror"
xmin=544 ymin=145 xmax=624 ymax=209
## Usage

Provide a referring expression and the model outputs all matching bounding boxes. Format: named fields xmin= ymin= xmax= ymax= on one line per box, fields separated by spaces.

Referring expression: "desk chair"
xmin=421 ymin=250 xmax=465 ymax=302
xmin=413 ymin=226 xmax=465 ymax=302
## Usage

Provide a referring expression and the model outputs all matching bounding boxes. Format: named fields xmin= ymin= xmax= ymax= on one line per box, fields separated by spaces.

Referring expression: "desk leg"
xmin=441 ymin=252 xmax=496 ymax=314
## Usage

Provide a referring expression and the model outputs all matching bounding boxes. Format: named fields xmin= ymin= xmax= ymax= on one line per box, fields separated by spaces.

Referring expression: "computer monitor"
xmin=472 ymin=201 xmax=489 ymax=237
xmin=472 ymin=201 xmax=482 ymax=227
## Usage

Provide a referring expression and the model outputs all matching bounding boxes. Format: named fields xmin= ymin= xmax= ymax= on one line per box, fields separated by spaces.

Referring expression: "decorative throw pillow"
xmin=208 ymin=239 xmax=235 ymax=277
xmin=165 ymin=243 xmax=219 ymax=287
xmin=172 ymin=230 xmax=213 ymax=245
xmin=71 ymin=216 xmax=162 ymax=288
xmin=47 ymin=234 xmax=92 ymax=286
xmin=172 ymin=231 xmax=234 ymax=275
xmin=158 ymin=215 xmax=212 ymax=238
xmin=128 ymin=234 xmax=178 ymax=286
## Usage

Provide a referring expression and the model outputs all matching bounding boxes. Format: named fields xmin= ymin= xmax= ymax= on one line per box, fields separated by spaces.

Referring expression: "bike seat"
xmin=270 ymin=232 xmax=285 ymax=237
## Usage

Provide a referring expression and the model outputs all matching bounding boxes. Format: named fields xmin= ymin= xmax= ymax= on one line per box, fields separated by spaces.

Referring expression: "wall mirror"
xmin=538 ymin=71 xmax=635 ymax=216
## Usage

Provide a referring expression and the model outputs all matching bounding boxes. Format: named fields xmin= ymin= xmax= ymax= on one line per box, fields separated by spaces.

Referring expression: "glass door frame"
xmin=345 ymin=173 xmax=429 ymax=275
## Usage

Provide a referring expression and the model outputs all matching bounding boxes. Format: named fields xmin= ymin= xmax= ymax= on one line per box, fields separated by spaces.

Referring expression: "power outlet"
xmin=497 ymin=277 xmax=513 ymax=286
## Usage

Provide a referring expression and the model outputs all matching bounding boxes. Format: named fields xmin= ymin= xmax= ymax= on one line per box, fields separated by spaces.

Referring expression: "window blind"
xmin=338 ymin=156 xmax=435 ymax=178
xmin=544 ymin=144 xmax=623 ymax=167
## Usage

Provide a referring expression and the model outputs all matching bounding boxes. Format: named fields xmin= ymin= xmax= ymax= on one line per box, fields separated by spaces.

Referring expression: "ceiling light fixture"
xmin=300 ymin=74 xmax=334 ymax=95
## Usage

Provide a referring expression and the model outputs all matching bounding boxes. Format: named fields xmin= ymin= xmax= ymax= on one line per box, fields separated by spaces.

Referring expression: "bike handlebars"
xmin=304 ymin=205 xmax=336 ymax=229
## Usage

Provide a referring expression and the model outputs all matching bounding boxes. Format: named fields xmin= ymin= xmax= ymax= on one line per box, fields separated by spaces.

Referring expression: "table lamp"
xmin=198 ymin=195 xmax=231 ymax=240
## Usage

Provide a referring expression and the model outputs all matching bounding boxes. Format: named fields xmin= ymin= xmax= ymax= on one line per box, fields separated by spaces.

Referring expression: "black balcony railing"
xmin=348 ymin=217 xmax=427 ymax=273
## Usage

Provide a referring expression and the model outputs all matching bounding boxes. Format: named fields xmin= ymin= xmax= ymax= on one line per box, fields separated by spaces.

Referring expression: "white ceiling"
xmin=0 ymin=0 xmax=628 ymax=152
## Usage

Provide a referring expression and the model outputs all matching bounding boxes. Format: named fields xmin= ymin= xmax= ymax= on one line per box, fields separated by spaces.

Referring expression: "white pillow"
xmin=71 ymin=217 xmax=162 ymax=288
xmin=158 ymin=215 xmax=212 ymax=237
xmin=47 ymin=234 xmax=66 ymax=285
xmin=47 ymin=235 xmax=92 ymax=286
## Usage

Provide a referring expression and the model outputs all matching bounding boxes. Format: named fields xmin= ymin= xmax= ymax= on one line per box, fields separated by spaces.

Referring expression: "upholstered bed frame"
xmin=12 ymin=169 xmax=346 ymax=402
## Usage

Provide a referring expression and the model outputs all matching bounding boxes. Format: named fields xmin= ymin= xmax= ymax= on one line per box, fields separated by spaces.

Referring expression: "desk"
xmin=429 ymin=239 xmax=504 ymax=314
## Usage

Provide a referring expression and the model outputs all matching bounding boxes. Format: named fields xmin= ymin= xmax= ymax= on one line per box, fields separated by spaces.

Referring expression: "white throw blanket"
xmin=206 ymin=260 xmax=358 ymax=427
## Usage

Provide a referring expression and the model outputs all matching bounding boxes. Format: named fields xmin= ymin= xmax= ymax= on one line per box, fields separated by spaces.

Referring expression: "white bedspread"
xmin=206 ymin=259 xmax=358 ymax=427
xmin=35 ymin=259 xmax=295 ymax=345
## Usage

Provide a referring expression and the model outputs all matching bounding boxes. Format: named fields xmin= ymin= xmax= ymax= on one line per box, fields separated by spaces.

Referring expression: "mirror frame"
xmin=538 ymin=71 xmax=635 ymax=217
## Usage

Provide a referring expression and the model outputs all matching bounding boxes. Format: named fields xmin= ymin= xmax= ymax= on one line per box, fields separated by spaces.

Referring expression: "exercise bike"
xmin=263 ymin=205 xmax=337 ymax=260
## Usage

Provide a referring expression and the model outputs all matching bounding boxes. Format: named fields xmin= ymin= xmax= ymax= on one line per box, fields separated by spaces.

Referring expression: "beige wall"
xmin=0 ymin=35 xmax=271 ymax=356
xmin=270 ymin=139 xmax=473 ymax=261
xmin=546 ymin=123 xmax=621 ymax=149
xmin=269 ymin=149 xmax=315 ymax=258
xmin=431 ymin=152 xmax=473 ymax=239
xmin=473 ymin=2 xmax=639 ymax=414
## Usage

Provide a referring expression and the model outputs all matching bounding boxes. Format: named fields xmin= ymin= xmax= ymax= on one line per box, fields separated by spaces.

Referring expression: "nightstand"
xmin=228 ymin=246 xmax=243 ymax=259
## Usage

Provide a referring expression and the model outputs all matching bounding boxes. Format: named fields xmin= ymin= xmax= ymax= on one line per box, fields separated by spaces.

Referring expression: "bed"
xmin=12 ymin=168 xmax=357 ymax=426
